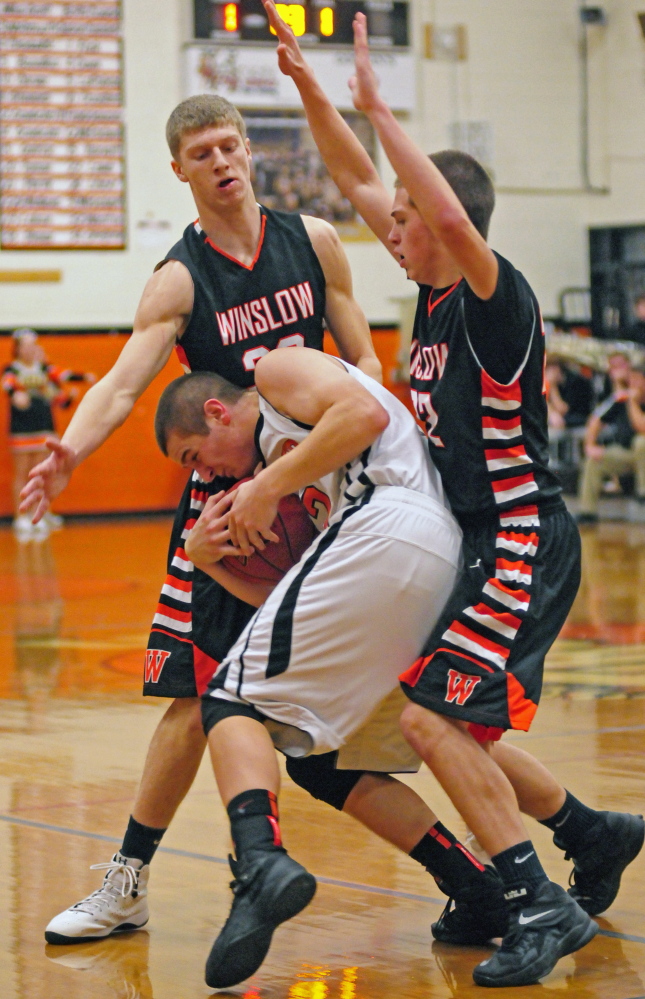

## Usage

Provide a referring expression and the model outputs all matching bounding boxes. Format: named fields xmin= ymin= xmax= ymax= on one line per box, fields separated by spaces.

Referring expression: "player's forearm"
xmin=357 ymin=354 xmax=383 ymax=383
xmin=258 ymin=396 xmax=389 ymax=501
xmin=60 ymin=376 xmax=137 ymax=465
xmin=366 ymin=101 xmax=469 ymax=238
xmin=192 ymin=559 xmax=273 ymax=608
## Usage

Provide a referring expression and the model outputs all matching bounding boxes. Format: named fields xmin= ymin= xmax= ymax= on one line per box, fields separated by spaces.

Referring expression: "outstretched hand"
xmin=262 ymin=0 xmax=310 ymax=79
xmin=349 ymin=12 xmax=382 ymax=114
xmin=19 ymin=438 xmax=77 ymax=523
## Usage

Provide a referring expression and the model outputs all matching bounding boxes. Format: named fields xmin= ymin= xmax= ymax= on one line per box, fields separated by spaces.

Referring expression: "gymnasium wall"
xmin=0 ymin=329 xmax=404 ymax=518
xmin=1 ymin=0 xmax=644 ymax=325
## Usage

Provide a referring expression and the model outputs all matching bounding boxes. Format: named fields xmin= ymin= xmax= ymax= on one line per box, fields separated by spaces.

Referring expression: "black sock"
xmin=409 ymin=821 xmax=486 ymax=891
xmin=492 ymin=840 xmax=548 ymax=903
xmin=539 ymin=790 xmax=600 ymax=854
xmin=227 ymin=789 xmax=283 ymax=860
xmin=121 ymin=815 xmax=167 ymax=866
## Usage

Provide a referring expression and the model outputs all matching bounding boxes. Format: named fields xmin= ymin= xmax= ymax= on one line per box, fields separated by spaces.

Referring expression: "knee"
xmin=285 ymin=753 xmax=363 ymax=811
xmin=200 ymin=696 xmax=265 ymax=739
xmin=400 ymin=701 xmax=442 ymax=756
xmin=164 ymin=697 xmax=205 ymax=739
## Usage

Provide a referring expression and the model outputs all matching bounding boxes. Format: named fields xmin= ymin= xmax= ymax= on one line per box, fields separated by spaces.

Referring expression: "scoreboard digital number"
xmin=194 ymin=0 xmax=409 ymax=47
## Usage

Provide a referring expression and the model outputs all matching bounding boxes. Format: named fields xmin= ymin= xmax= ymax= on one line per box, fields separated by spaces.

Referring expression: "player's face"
xmin=172 ymin=125 xmax=253 ymax=210
xmin=388 ymin=188 xmax=452 ymax=285
xmin=166 ymin=402 xmax=258 ymax=482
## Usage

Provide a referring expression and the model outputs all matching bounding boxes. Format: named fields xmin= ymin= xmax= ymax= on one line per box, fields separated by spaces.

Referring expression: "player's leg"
xmin=202 ymin=701 xmax=317 ymax=990
xmin=399 ymin=505 xmax=600 ymax=986
xmin=43 ymin=693 xmax=206 ymax=945
xmin=199 ymin=490 xmax=462 ymax=986
xmin=286 ymin=753 xmax=508 ymax=944
xmin=130 ymin=696 xmax=206 ymax=828
xmin=44 ymin=476 xmax=255 ymax=945
xmin=491 ymin=739 xmax=644 ymax=916
xmin=400 ymin=705 xmax=597 ymax=987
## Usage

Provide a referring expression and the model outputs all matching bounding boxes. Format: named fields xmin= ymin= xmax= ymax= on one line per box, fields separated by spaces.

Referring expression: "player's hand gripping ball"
xmin=221 ymin=479 xmax=317 ymax=583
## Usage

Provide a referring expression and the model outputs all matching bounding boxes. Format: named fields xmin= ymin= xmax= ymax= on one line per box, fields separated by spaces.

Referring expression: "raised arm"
xmin=349 ymin=13 xmax=498 ymax=300
xmin=20 ymin=261 xmax=193 ymax=520
xmin=301 ymin=215 xmax=381 ymax=382
xmin=262 ymin=0 xmax=393 ymax=250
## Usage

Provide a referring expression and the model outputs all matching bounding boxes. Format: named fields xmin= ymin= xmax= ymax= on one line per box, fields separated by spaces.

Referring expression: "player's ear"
xmin=170 ymin=159 xmax=189 ymax=183
xmin=204 ymin=398 xmax=230 ymax=425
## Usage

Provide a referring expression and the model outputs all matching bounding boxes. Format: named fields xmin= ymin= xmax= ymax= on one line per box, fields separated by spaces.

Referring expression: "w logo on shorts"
xmin=446 ymin=668 xmax=482 ymax=706
xmin=144 ymin=649 xmax=171 ymax=683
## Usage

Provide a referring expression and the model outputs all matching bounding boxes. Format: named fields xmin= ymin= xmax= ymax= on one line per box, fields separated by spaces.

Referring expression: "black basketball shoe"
xmin=555 ymin=811 xmax=644 ymax=916
xmin=432 ymin=866 xmax=509 ymax=946
xmin=205 ymin=850 xmax=316 ymax=989
xmin=472 ymin=881 xmax=597 ymax=988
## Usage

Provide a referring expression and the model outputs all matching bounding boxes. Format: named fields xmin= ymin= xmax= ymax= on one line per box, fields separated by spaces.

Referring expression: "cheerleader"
xmin=2 ymin=328 xmax=95 ymax=539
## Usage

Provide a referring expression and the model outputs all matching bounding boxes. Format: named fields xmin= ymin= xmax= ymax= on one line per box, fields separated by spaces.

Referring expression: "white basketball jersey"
xmin=256 ymin=360 xmax=448 ymax=528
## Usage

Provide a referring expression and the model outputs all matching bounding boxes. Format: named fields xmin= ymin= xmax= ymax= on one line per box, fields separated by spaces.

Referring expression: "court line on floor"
xmin=1 ymin=812 xmax=643 ymax=946
xmin=509 ymin=723 xmax=645 ymax=741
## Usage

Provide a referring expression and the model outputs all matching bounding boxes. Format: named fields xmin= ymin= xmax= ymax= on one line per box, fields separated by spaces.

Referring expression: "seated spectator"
xmin=546 ymin=358 xmax=593 ymax=430
xmin=577 ymin=361 xmax=645 ymax=524
xmin=630 ymin=293 xmax=645 ymax=345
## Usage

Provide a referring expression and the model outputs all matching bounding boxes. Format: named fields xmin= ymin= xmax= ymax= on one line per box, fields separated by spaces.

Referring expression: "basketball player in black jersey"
xmin=264 ymin=1 xmax=644 ymax=987
xmin=22 ymin=95 xmax=505 ymax=948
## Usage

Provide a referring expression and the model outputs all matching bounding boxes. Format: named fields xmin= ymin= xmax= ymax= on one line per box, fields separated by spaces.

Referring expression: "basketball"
xmin=221 ymin=480 xmax=317 ymax=584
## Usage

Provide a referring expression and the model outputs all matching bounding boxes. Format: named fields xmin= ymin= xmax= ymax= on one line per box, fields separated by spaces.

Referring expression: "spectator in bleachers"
xmin=631 ymin=293 xmax=645 ymax=345
xmin=576 ymin=354 xmax=645 ymax=524
xmin=545 ymin=357 xmax=593 ymax=430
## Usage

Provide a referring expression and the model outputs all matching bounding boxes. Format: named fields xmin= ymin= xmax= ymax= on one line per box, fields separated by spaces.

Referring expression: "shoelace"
xmin=88 ymin=859 xmax=139 ymax=898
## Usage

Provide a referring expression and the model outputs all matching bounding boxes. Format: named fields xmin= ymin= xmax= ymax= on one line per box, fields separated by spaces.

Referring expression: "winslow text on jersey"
xmin=215 ymin=282 xmax=315 ymax=346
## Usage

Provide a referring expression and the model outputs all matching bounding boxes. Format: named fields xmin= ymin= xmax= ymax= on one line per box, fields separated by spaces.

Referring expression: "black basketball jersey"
xmin=160 ymin=206 xmax=326 ymax=385
xmin=410 ymin=252 xmax=561 ymax=523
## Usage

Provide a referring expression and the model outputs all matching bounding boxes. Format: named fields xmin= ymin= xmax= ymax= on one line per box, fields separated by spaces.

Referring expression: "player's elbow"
xmin=358 ymin=397 xmax=390 ymax=439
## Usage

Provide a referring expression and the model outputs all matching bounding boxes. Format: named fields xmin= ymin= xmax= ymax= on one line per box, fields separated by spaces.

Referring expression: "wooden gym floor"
xmin=0 ymin=517 xmax=644 ymax=999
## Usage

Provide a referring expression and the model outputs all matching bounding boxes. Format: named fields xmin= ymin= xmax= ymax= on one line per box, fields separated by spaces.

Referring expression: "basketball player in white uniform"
xmin=154 ymin=347 xmax=462 ymax=989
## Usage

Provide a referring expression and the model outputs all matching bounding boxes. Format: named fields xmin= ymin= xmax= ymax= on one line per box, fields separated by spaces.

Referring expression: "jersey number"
xmin=302 ymin=486 xmax=331 ymax=532
xmin=411 ymin=389 xmax=444 ymax=448
xmin=242 ymin=333 xmax=305 ymax=372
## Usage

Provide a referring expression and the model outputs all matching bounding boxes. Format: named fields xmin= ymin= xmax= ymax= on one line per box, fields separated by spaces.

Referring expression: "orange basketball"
xmin=221 ymin=480 xmax=317 ymax=584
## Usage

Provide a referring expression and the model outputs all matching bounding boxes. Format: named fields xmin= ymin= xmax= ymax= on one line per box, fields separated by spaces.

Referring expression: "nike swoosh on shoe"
xmin=518 ymin=909 xmax=556 ymax=925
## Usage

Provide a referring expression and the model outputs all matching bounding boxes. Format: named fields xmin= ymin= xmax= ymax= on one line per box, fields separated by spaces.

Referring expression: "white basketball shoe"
xmin=45 ymin=853 xmax=149 ymax=944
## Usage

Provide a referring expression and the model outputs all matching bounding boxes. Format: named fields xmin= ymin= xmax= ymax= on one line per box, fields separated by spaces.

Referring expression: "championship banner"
xmin=0 ymin=0 xmax=126 ymax=250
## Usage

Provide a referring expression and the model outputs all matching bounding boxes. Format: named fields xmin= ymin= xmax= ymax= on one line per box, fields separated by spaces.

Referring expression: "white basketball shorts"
xmin=204 ymin=485 xmax=462 ymax=759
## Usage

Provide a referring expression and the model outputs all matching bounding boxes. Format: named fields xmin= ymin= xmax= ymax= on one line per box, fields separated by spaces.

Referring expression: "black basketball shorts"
xmin=143 ymin=473 xmax=256 ymax=698
xmin=399 ymin=499 xmax=581 ymax=736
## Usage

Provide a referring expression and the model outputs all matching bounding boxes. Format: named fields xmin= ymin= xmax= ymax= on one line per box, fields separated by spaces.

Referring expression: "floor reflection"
xmin=13 ymin=539 xmax=63 ymax=732
xmin=0 ymin=519 xmax=643 ymax=998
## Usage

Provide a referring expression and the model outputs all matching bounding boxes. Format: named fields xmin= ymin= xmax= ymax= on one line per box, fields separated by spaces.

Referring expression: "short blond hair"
xmin=166 ymin=95 xmax=246 ymax=159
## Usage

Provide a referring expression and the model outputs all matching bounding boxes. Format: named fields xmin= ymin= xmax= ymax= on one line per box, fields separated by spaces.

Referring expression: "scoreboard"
xmin=194 ymin=0 xmax=409 ymax=47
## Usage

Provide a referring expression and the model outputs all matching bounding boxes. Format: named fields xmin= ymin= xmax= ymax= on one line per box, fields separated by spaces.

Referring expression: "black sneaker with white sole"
xmin=555 ymin=811 xmax=645 ymax=916
xmin=472 ymin=881 xmax=597 ymax=988
xmin=205 ymin=849 xmax=316 ymax=989
xmin=432 ymin=866 xmax=509 ymax=946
